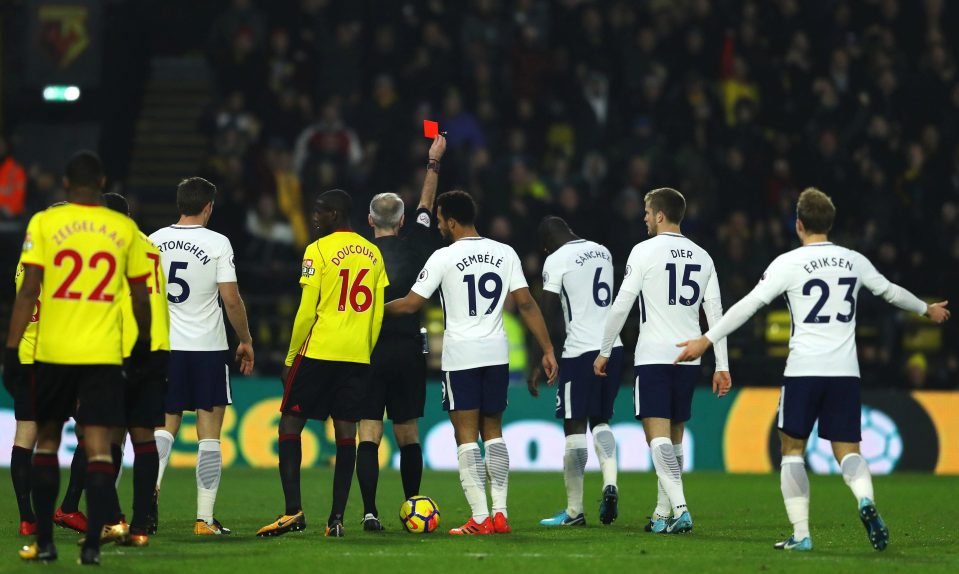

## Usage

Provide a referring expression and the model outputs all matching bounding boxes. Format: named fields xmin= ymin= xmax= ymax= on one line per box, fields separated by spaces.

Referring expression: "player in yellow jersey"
xmin=257 ymin=189 xmax=389 ymax=539
xmin=5 ymin=203 xmax=95 ymax=539
xmin=5 ymin=152 xmax=152 ymax=565
xmin=103 ymin=192 xmax=171 ymax=546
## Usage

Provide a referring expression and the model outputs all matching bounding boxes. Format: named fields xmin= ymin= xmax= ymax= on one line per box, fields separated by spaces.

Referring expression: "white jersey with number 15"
xmin=620 ymin=232 xmax=721 ymax=366
xmin=149 ymin=225 xmax=236 ymax=351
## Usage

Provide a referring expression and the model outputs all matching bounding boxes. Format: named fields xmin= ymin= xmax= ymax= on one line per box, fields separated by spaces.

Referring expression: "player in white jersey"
xmin=675 ymin=188 xmax=950 ymax=552
xmin=147 ymin=177 xmax=255 ymax=536
xmin=531 ymin=217 xmax=624 ymax=527
xmin=596 ymin=187 xmax=732 ymax=535
xmin=385 ymin=190 xmax=558 ymax=535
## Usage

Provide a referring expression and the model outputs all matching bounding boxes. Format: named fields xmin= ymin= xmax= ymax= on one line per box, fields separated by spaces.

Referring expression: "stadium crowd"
xmin=4 ymin=0 xmax=959 ymax=387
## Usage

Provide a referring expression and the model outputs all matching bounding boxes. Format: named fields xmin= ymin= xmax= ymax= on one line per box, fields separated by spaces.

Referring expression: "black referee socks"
xmin=356 ymin=441 xmax=380 ymax=517
xmin=328 ymin=439 xmax=357 ymax=526
xmin=400 ymin=443 xmax=423 ymax=500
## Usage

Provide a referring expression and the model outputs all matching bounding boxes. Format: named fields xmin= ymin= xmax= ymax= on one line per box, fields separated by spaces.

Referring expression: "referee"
xmin=355 ymin=135 xmax=446 ymax=531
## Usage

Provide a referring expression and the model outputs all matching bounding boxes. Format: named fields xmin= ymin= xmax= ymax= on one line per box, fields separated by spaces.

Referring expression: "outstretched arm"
xmin=675 ymin=291 xmax=766 ymax=363
xmin=385 ymin=291 xmax=430 ymax=316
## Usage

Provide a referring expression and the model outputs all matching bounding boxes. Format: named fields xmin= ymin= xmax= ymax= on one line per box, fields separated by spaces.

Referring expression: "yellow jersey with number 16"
xmin=19 ymin=202 xmax=152 ymax=365
xmin=292 ymin=231 xmax=389 ymax=364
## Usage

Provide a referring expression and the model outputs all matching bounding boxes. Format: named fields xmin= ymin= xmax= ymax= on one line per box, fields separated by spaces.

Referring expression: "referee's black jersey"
xmin=374 ymin=207 xmax=440 ymax=339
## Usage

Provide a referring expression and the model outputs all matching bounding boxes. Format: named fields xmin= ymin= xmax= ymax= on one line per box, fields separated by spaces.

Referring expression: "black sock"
xmin=328 ymin=439 xmax=356 ymax=525
xmin=131 ymin=441 xmax=158 ymax=532
xmin=31 ymin=453 xmax=59 ymax=546
xmin=400 ymin=443 xmax=423 ymax=499
xmin=59 ymin=440 xmax=87 ymax=514
xmin=111 ymin=443 xmax=123 ymax=483
xmin=84 ymin=461 xmax=117 ymax=551
xmin=278 ymin=434 xmax=302 ymax=515
xmin=356 ymin=441 xmax=379 ymax=517
xmin=11 ymin=446 xmax=35 ymax=522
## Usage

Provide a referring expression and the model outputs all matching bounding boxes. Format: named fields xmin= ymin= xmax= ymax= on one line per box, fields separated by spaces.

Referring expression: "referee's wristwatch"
xmin=427 ymin=158 xmax=441 ymax=173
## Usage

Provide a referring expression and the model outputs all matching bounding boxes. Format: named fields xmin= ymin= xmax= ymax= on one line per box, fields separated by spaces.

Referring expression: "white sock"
xmin=457 ymin=443 xmax=488 ymax=523
xmin=654 ymin=443 xmax=683 ymax=518
xmin=196 ymin=439 xmax=222 ymax=523
xmin=840 ymin=453 xmax=874 ymax=504
xmin=592 ymin=424 xmax=617 ymax=489
xmin=650 ymin=437 xmax=686 ymax=516
xmin=485 ymin=438 xmax=509 ymax=517
xmin=781 ymin=455 xmax=810 ymax=540
xmin=563 ymin=434 xmax=587 ymax=516
xmin=155 ymin=430 xmax=174 ymax=489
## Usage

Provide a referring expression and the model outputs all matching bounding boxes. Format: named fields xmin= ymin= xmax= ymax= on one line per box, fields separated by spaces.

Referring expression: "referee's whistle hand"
xmin=236 ymin=342 xmax=254 ymax=375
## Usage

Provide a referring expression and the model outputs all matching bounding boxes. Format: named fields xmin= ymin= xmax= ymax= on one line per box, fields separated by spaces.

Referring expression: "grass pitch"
xmin=1 ymin=468 xmax=957 ymax=573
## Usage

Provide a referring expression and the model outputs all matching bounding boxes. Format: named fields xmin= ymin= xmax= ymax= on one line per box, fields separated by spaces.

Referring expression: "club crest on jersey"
xmin=301 ymin=259 xmax=315 ymax=276
xmin=417 ymin=269 xmax=429 ymax=282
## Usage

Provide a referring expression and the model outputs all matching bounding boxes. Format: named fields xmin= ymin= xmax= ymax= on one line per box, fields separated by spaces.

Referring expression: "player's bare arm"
xmin=418 ymin=135 xmax=447 ymax=211
xmin=527 ymin=291 xmax=564 ymax=395
xmin=384 ymin=291 xmax=429 ymax=316
xmin=129 ymin=279 xmax=152 ymax=343
xmin=712 ymin=371 xmax=732 ymax=398
xmin=219 ymin=281 xmax=254 ymax=375
xmin=512 ymin=287 xmax=558 ymax=384
xmin=5 ymin=264 xmax=41 ymax=350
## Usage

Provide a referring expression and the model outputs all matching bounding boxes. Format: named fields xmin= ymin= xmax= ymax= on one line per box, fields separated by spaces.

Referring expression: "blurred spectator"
xmin=0 ymin=136 xmax=26 ymax=219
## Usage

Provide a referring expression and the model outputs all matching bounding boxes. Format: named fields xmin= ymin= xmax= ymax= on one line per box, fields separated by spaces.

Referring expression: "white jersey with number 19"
xmin=149 ymin=225 xmax=236 ymax=351
xmin=411 ymin=237 xmax=528 ymax=372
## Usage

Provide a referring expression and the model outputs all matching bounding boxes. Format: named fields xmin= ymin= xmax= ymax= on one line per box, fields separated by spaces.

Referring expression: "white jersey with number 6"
xmin=618 ymin=232 xmax=721 ymax=366
xmin=411 ymin=237 xmax=528 ymax=371
xmin=149 ymin=225 xmax=237 ymax=351
xmin=542 ymin=239 xmax=622 ymax=358
xmin=706 ymin=242 xmax=928 ymax=377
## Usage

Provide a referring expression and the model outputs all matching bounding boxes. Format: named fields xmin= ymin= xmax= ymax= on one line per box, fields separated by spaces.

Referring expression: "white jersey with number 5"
xmin=411 ymin=237 xmax=528 ymax=371
xmin=149 ymin=225 xmax=237 ymax=351
xmin=542 ymin=239 xmax=622 ymax=358
xmin=722 ymin=242 xmax=927 ymax=377
xmin=620 ymin=232 xmax=721 ymax=366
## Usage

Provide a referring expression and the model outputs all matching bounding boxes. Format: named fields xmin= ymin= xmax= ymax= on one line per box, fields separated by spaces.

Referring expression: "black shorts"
xmin=777 ymin=376 xmax=861 ymax=443
xmin=281 ymin=356 xmax=369 ymax=422
xmin=556 ymin=348 xmax=624 ymax=421
xmin=3 ymin=362 xmax=36 ymax=422
xmin=363 ymin=336 xmax=426 ymax=422
xmin=124 ymin=351 xmax=169 ymax=428
xmin=633 ymin=364 xmax=699 ymax=422
xmin=34 ymin=362 xmax=125 ymax=427
xmin=165 ymin=350 xmax=232 ymax=413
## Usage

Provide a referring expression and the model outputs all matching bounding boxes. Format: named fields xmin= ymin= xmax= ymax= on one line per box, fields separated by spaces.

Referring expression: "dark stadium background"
xmin=1 ymin=0 xmax=957 ymax=390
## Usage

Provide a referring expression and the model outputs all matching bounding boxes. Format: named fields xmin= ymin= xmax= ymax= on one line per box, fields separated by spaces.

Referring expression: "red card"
xmin=423 ymin=120 xmax=439 ymax=138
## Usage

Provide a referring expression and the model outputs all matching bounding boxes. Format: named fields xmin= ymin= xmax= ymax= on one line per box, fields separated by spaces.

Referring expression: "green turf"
xmin=1 ymin=468 xmax=958 ymax=572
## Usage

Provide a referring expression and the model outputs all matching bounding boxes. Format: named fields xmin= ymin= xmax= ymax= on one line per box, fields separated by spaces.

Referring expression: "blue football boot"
xmin=858 ymin=498 xmax=889 ymax=551
xmin=540 ymin=510 xmax=586 ymax=527
xmin=774 ymin=535 xmax=813 ymax=551
xmin=664 ymin=510 xmax=693 ymax=534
